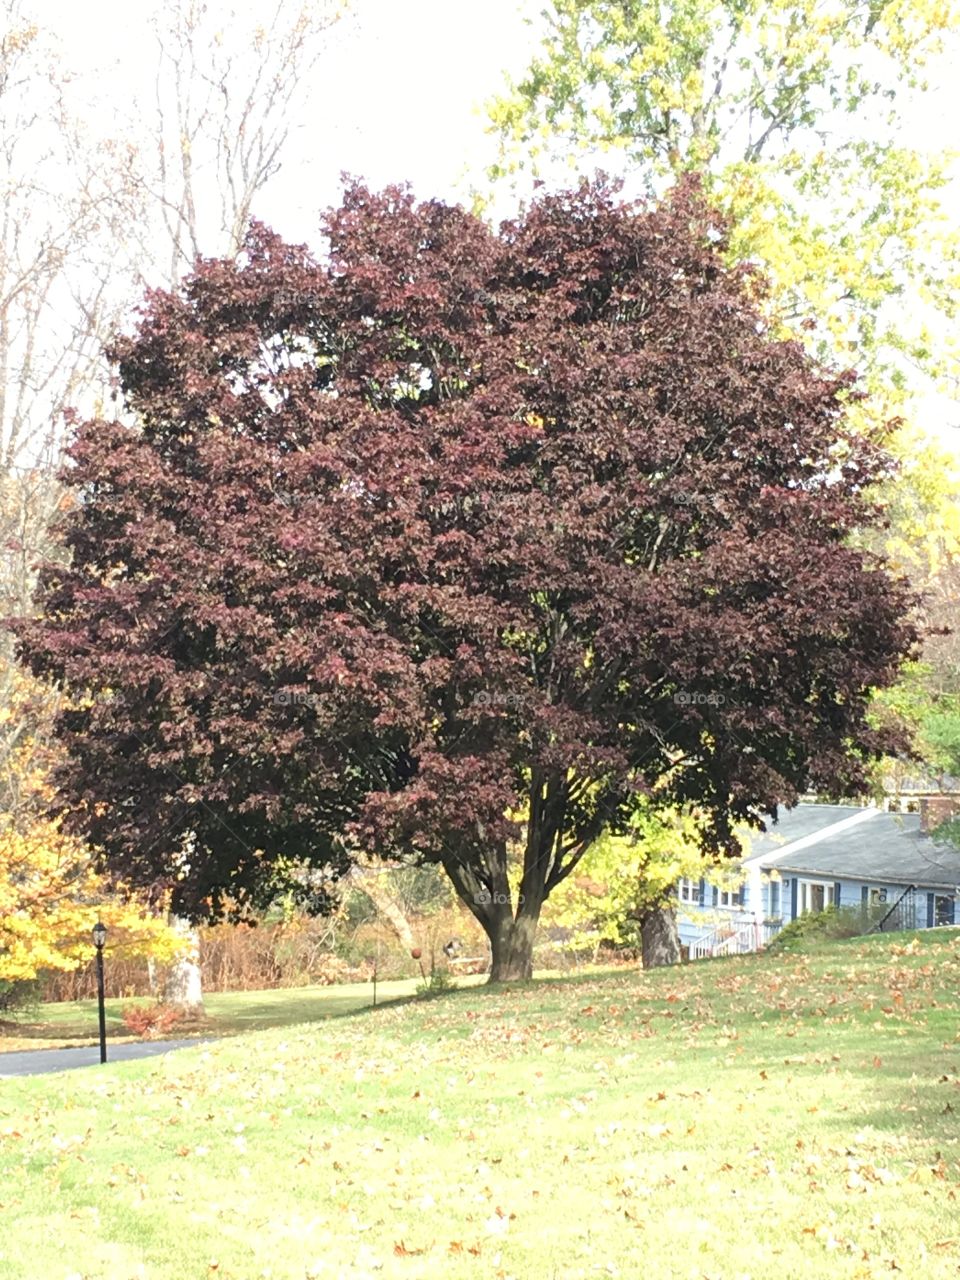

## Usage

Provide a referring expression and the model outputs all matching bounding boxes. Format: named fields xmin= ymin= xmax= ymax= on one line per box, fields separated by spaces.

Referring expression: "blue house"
xmin=677 ymin=799 xmax=960 ymax=960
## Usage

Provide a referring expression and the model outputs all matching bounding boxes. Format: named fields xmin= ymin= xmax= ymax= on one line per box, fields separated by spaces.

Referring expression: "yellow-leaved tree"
xmin=540 ymin=802 xmax=728 ymax=968
xmin=0 ymin=820 xmax=181 ymax=986
xmin=486 ymin=0 xmax=960 ymax=395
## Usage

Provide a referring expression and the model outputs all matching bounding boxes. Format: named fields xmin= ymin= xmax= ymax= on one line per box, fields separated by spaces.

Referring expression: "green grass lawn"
xmin=2 ymin=930 xmax=960 ymax=1280
xmin=0 ymin=978 xmax=441 ymax=1053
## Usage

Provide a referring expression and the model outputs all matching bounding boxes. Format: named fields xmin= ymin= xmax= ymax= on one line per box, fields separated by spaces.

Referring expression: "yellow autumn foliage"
xmin=0 ymin=819 xmax=182 ymax=983
xmin=540 ymin=803 xmax=714 ymax=949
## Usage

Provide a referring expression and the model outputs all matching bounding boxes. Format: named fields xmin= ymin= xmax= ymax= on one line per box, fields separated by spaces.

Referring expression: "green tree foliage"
xmin=487 ymin=0 xmax=960 ymax=388
xmin=866 ymin=456 xmax=960 ymax=787
xmin=870 ymin=658 xmax=960 ymax=787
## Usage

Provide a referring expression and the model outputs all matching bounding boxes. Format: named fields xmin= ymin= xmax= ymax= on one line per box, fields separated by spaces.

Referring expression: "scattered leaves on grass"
xmin=393 ymin=1240 xmax=425 ymax=1256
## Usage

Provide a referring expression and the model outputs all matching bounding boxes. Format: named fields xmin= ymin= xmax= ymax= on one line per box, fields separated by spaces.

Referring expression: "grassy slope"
xmin=2 ymin=931 xmax=959 ymax=1280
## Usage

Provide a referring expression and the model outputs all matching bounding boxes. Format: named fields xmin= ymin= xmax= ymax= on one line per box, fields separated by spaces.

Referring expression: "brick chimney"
xmin=919 ymin=795 xmax=960 ymax=835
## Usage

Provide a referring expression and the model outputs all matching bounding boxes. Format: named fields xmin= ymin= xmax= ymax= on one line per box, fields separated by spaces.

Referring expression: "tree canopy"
xmin=487 ymin=0 xmax=960 ymax=388
xmin=0 ymin=655 xmax=179 ymax=988
xmin=15 ymin=178 xmax=917 ymax=980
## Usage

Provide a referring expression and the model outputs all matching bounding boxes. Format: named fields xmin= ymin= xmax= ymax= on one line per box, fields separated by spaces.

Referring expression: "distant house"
xmin=677 ymin=797 xmax=960 ymax=960
xmin=878 ymin=771 xmax=960 ymax=808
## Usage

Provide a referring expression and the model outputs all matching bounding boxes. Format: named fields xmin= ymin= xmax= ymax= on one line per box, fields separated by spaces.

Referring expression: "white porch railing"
xmin=688 ymin=919 xmax=781 ymax=960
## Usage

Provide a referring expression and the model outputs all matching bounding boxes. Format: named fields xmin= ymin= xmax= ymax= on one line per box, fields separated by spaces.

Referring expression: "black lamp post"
xmin=92 ymin=921 xmax=107 ymax=1064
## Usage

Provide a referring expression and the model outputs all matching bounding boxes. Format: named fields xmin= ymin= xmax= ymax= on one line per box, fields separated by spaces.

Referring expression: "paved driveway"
xmin=0 ymin=1038 xmax=212 ymax=1078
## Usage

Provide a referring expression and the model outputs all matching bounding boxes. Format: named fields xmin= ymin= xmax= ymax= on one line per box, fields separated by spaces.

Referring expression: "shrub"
xmin=0 ymin=977 xmax=42 ymax=1018
xmin=121 ymin=1003 xmax=185 ymax=1038
xmin=767 ymin=905 xmax=873 ymax=954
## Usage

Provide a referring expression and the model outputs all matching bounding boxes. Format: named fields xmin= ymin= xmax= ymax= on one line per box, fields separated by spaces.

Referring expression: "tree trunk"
xmin=641 ymin=906 xmax=681 ymax=970
xmin=164 ymin=915 xmax=204 ymax=1010
xmin=488 ymin=911 xmax=538 ymax=983
xmin=437 ymin=810 xmax=578 ymax=983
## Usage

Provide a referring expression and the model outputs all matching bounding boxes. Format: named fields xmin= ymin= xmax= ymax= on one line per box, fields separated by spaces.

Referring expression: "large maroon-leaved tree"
xmin=14 ymin=178 xmax=916 ymax=980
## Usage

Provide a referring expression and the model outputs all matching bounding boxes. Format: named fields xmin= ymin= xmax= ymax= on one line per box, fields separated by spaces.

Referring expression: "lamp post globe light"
xmin=92 ymin=922 xmax=107 ymax=1064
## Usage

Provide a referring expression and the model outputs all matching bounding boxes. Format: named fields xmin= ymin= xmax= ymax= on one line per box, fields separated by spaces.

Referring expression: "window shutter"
xmin=712 ymin=885 xmax=719 ymax=907
xmin=698 ymin=878 xmax=706 ymax=906
xmin=834 ymin=881 xmax=841 ymax=908
xmin=790 ymin=878 xmax=798 ymax=919
xmin=927 ymin=893 xmax=935 ymax=928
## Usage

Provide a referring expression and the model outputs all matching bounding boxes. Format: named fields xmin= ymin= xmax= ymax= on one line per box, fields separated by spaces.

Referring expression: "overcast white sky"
xmin=42 ymin=0 xmax=960 ymax=452
xmin=49 ymin=0 xmax=959 ymax=225
xmin=51 ymin=0 xmax=541 ymax=241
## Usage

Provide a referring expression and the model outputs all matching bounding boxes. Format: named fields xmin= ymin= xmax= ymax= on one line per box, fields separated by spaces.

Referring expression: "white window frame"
xmin=717 ymin=887 xmax=741 ymax=909
xmin=798 ymin=879 xmax=835 ymax=915
xmin=678 ymin=877 xmax=698 ymax=905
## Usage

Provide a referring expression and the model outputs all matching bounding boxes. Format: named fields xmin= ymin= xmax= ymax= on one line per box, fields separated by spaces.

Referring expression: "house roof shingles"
xmin=743 ymin=805 xmax=960 ymax=891
xmin=742 ymin=805 xmax=861 ymax=860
